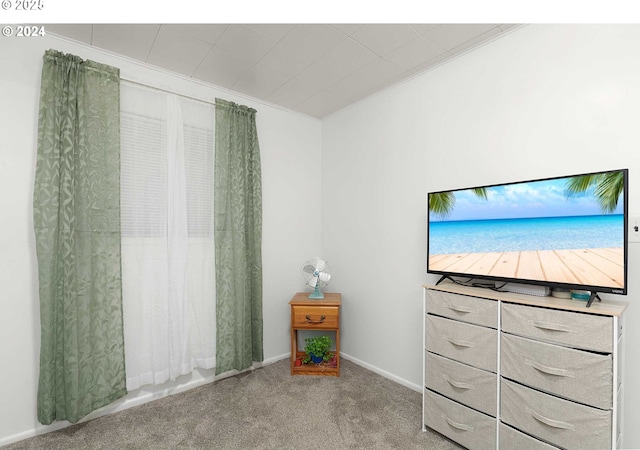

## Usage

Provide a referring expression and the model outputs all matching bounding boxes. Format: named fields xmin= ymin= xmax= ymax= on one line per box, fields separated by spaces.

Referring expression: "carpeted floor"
xmin=5 ymin=359 xmax=462 ymax=449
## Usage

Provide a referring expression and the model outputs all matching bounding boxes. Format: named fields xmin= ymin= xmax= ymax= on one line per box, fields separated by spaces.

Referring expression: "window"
xmin=120 ymin=82 xmax=216 ymax=390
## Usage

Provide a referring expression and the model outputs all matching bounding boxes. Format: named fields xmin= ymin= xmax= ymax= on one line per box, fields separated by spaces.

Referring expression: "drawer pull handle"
xmin=526 ymin=359 xmax=575 ymax=378
xmin=442 ymin=374 xmax=473 ymax=390
xmin=441 ymin=414 xmax=474 ymax=432
xmin=444 ymin=336 xmax=474 ymax=348
xmin=531 ymin=320 xmax=573 ymax=333
xmin=305 ymin=314 xmax=326 ymax=324
xmin=527 ymin=408 xmax=575 ymax=431
xmin=446 ymin=304 xmax=474 ymax=314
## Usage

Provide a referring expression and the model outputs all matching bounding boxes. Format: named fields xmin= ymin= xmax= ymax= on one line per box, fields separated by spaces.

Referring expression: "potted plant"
xmin=303 ymin=335 xmax=333 ymax=364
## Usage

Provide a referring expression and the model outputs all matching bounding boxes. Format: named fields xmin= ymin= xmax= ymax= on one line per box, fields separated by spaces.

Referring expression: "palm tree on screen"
xmin=429 ymin=188 xmax=488 ymax=218
xmin=564 ymin=171 xmax=624 ymax=213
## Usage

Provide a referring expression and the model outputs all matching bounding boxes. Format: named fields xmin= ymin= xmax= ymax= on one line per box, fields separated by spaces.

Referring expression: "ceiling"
xmin=47 ymin=23 xmax=522 ymax=118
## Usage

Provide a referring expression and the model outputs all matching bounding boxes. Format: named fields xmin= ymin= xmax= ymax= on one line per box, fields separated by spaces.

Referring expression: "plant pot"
xmin=310 ymin=353 xmax=324 ymax=364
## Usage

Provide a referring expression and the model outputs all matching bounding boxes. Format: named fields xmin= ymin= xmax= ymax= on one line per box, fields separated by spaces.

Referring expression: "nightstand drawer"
xmin=425 ymin=351 xmax=497 ymax=416
xmin=427 ymin=290 xmax=498 ymax=328
xmin=501 ymin=333 xmax=612 ymax=409
xmin=426 ymin=315 xmax=497 ymax=372
xmin=501 ymin=378 xmax=611 ymax=450
xmin=501 ymin=302 xmax=612 ymax=353
xmin=291 ymin=305 xmax=339 ymax=329
xmin=424 ymin=389 xmax=496 ymax=450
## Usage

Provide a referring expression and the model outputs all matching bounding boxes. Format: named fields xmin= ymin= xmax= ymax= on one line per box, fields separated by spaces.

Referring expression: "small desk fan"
xmin=301 ymin=258 xmax=332 ymax=299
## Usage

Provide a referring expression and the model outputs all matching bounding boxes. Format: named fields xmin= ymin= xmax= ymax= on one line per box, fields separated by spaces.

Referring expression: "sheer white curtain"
xmin=120 ymin=82 xmax=216 ymax=390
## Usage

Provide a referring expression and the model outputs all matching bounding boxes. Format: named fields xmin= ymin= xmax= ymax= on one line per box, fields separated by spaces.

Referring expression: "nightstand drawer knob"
xmin=305 ymin=314 xmax=326 ymax=324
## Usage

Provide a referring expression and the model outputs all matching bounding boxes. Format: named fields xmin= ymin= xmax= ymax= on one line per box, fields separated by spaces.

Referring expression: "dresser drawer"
xmin=501 ymin=379 xmax=611 ymax=450
xmin=424 ymin=389 xmax=496 ymax=450
xmin=425 ymin=351 xmax=497 ymax=416
xmin=426 ymin=314 xmax=497 ymax=372
xmin=501 ymin=333 xmax=612 ymax=409
xmin=427 ymin=290 xmax=498 ymax=328
xmin=501 ymin=302 xmax=612 ymax=353
xmin=291 ymin=305 xmax=338 ymax=329
xmin=499 ymin=423 xmax=560 ymax=450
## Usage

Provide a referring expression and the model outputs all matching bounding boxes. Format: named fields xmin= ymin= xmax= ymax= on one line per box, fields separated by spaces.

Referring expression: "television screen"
xmin=427 ymin=169 xmax=628 ymax=297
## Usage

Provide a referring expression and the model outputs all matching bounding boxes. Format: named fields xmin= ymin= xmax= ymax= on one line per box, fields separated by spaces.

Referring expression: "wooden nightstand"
xmin=289 ymin=292 xmax=341 ymax=376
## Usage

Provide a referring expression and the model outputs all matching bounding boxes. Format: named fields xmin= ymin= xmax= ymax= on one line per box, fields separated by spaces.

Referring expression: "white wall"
xmin=0 ymin=34 xmax=322 ymax=445
xmin=322 ymin=24 xmax=640 ymax=448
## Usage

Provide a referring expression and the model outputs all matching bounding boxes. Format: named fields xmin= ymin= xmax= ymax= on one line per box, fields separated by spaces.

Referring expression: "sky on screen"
xmin=437 ymin=177 xmax=624 ymax=221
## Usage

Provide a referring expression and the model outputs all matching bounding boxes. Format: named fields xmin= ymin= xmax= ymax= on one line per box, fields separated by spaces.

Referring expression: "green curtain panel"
xmin=33 ymin=49 xmax=126 ymax=424
xmin=214 ymin=98 xmax=264 ymax=375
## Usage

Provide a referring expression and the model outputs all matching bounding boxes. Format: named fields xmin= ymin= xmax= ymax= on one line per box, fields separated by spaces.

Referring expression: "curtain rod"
xmin=121 ymin=78 xmax=216 ymax=108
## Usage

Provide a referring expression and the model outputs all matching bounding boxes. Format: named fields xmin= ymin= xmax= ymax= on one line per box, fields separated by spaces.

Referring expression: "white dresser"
xmin=423 ymin=282 xmax=627 ymax=450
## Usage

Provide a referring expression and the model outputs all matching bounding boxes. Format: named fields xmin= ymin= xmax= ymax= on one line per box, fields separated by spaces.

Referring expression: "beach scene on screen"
xmin=428 ymin=172 xmax=625 ymax=289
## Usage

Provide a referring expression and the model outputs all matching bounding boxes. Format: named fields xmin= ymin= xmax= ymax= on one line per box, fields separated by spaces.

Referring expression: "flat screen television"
xmin=427 ymin=169 xmax=628 ymax=306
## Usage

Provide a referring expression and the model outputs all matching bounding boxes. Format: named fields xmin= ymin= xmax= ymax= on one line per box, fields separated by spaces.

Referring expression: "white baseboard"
xmin=340 ymin=352 xmax=422 ymax=393
xmin=0 ymin=353 xmax=290 ymax=447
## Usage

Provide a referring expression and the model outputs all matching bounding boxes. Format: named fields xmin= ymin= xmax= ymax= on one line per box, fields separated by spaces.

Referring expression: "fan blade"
xmin=318 ymin=272 xmax=331 ymax=283
xmin=308 ymin=276 xmax=318 ymax=287
xmin=302 ymin=264 xmax=316 ymax=274
xmin=314 ymin=260 xmax=327 ymax=272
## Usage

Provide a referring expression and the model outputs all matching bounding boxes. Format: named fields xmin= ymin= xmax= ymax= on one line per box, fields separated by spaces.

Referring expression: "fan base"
xmin=308 ymin=285 xmax=325 ymax=299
